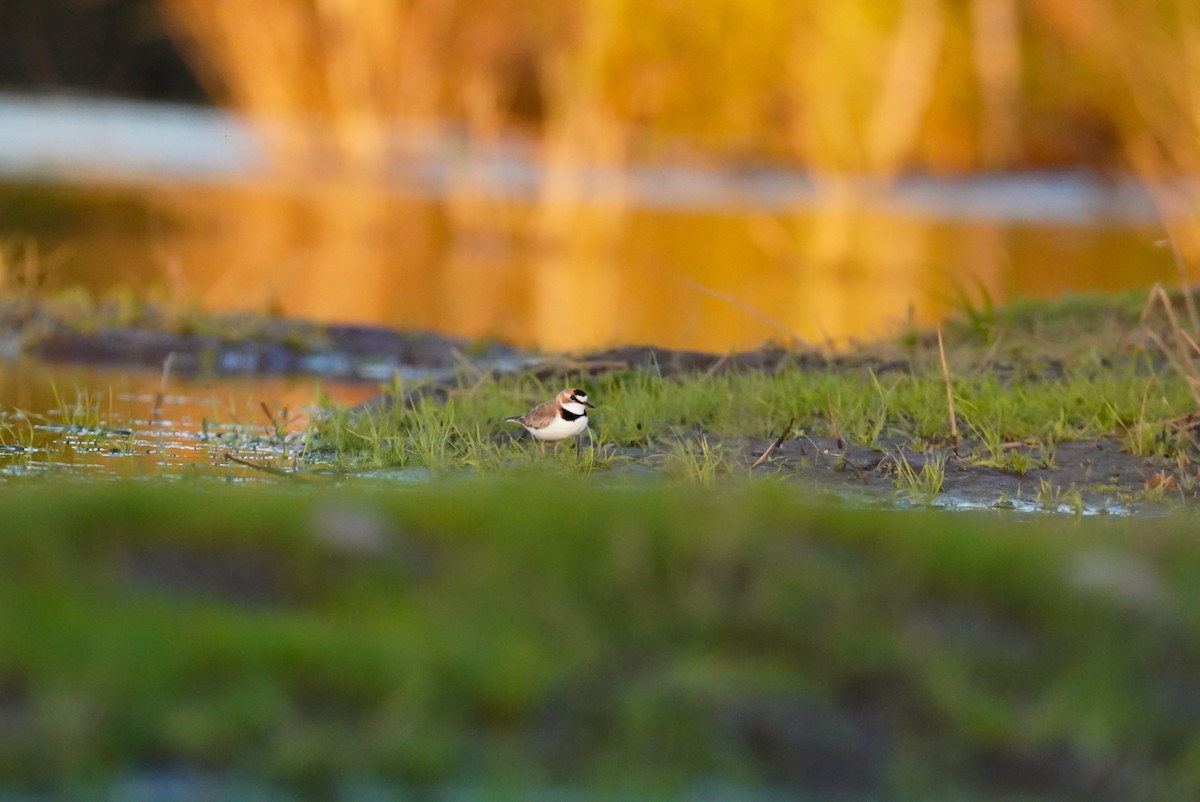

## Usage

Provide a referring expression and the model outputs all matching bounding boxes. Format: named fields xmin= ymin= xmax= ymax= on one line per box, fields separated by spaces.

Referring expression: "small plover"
xmin=503 ymin=387 xmax=595 ymax=454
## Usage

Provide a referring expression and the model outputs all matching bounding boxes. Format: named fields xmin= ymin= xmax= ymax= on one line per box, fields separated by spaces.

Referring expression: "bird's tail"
xmin=502 ymin=416 xmax=523 ymax=423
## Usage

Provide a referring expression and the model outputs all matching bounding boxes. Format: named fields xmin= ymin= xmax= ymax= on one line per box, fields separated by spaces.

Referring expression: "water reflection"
xmin=1 ymin=177 xmax=1176 ymax=353
xmin=0 ymin=94 xmax=1181 ymax=353
xmin=0 ymin=358 xmax=375 ymax=479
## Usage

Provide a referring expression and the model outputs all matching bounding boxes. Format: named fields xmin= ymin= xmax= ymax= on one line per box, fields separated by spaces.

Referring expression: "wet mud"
xmin=10 ymin=310 xmax=1196 ymax=510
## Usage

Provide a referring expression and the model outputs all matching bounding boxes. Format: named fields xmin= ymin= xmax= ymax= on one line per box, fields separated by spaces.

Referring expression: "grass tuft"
xmin=892 ymin=450 xmax=946 ymax=503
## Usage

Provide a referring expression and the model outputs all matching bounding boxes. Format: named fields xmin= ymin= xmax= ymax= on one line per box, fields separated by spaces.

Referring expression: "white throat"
xmin=561 ymin=400 xmax=589 ymax=416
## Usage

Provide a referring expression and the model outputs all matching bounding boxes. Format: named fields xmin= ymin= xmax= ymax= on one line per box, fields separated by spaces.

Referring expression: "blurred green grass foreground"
xmin=2 ymin=478 xmax=1200 ymax=800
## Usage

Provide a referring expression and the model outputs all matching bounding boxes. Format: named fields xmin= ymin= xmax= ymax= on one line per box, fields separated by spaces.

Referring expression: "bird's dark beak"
xmin=580 ymin=399 xmax=596 ymax=408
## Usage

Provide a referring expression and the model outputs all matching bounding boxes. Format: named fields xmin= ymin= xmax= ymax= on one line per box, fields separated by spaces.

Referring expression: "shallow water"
xmin=0 ymin=93 xmax=1181 ymax=353
xmin=0 ymin=358 xmax=376 ymax=481
xmin=2 ymin=177 xmax=1176 ymax=355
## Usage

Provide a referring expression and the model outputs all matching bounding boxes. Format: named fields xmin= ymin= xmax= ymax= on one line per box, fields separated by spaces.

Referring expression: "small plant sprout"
xmin=893 ymin=450 xmax=946 ymax=503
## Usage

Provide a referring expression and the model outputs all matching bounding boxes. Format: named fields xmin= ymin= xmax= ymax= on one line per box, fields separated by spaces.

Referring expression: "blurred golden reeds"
xmin=157 ymin=0 xmax=1200 ymax=186
xmin=160 ymin=0 xmax=544 ymax=173
xmin=1037 ymin=0 xmax=1200 ymax=280
xmin=152 ymin=0 xmax=1200 ymax=346
xmin=159 ymin=0 xmax=1044 ymax=178
xmin=156 ymin=2 xmax=1013 ymax=263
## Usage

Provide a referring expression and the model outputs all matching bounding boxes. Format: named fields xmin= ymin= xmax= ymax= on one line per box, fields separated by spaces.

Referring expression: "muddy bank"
xmin=3 ymin=303 xmax=843 ymax=380
xmin=726 ymin=434 xmax=1186 ymax=512
xmin=347 ymin=339 xmax=1197 ymax=511
xmin=1 ymin=293 xmax=925 ymax=379
xmin=1 ymin=302 xmax=522 ymax=380
xmin=7 ymin=294 xmax=1199 ymax=509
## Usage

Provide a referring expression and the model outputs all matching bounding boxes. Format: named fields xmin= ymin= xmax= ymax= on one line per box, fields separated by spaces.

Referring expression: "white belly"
xmin=528 ymin=414 xmax=588 ymax=442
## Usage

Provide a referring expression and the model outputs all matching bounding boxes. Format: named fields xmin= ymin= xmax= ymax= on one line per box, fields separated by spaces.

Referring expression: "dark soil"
xmin=2 ymin=303 xmax=521 ymax=379
xmin=7 ymin=301 xmax=1197 ymax=509
xmin=736 ymin=435 xmax=1179 ymax=511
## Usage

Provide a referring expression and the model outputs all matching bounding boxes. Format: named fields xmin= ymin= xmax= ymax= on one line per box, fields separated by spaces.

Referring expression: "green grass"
xmin=892 ymin=449 xmax=947 ymax=502
xmin=287 ymin=289 xmax=1200 ymax=510
xmin=1 ymin=288 xmax=1196 ymax=505
xmin=46 ymin=382 xmax=109 ymax=433
xmin=662 ymin=431 xmax=731 ymax=483
xmin=307 ymin=344 xmax=1198 ymax=487
xmin=2 ymin=479 xmax=1200 ymax=798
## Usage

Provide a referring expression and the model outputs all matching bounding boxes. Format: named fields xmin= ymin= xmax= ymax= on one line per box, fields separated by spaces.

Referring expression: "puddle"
xmin=742 ymin=468 xmax=1149 ymax=518
xmin=918 ymin=494 xmax=1139 ymax=517
xmin=0 ymin=358 xmax=376 ymax=481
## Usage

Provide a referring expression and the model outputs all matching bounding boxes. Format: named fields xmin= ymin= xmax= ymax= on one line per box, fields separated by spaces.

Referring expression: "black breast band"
xmin=560 ymin=408 xmax=585 ymax=422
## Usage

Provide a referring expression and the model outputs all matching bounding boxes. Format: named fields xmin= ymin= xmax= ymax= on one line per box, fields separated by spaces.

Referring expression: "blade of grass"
xmin=751 ymin=417 xmax=795 ymax=469
xmin=938 ymin=325 xmax=960 ymax=454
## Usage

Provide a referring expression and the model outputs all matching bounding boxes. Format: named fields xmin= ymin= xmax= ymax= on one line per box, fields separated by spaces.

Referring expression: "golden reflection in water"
xmin=139 ymin=182 xmax=1172 ymax=354
xmin=0 ymin=358 xmax=378 ymax=478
